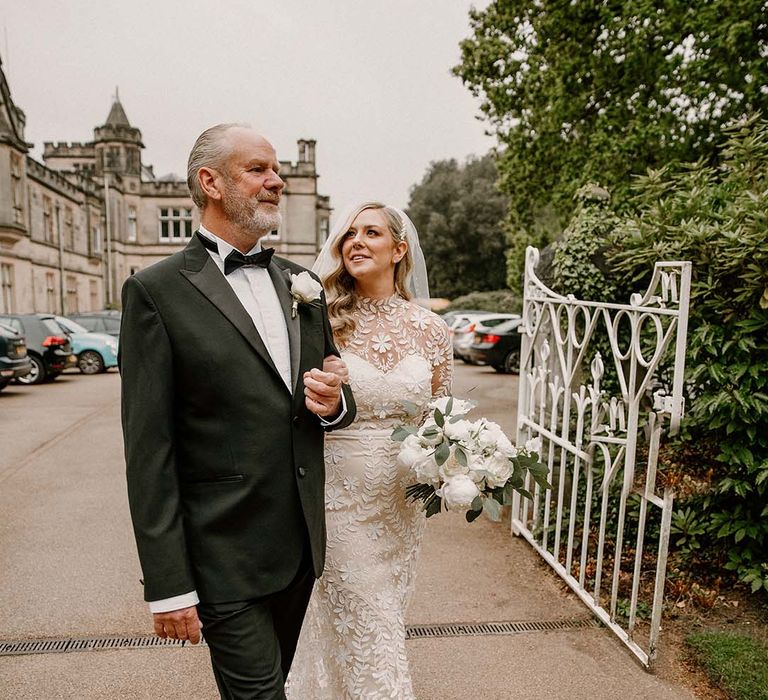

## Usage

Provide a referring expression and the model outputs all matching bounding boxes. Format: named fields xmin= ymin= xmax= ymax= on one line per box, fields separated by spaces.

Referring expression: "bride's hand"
xmin=323 ymin=354 xmax=349 ymax=384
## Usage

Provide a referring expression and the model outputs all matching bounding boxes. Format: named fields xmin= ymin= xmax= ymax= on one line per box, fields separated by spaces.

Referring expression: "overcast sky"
xmin=1 ymin=0 xmax=494 ymax=220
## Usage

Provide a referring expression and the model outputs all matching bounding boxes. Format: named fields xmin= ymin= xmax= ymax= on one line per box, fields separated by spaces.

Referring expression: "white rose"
xmin=438 ymin=448 xmax=470 ymax=480
xmin=454 ymin=447 xmax=485 ymax=484
xmin=428 ymin=396 xmax=476 ymax=417
xmin=290 ymin=271 xmax=323 ymax=302
xmin=473 ymin=451 xmax=513 ymax=489
xmin=413 ymin=455 xmax=441 ymax=485
xmin=498 ymin=434 xmax=517 ymax=457
xmin=443 ymin=418 xmax=473 ymax=444
xmin=476 ymin=420 xmax=509 ymax=452
xmin=439 ymin=474 xmax=481 ymax=511
xmin=525 ymin=436 xmax=543 ymax=456
xmin=398 ymin=435 xmax=440 ymax=484
xmin=397 ymin=434 xmax=428 ymax=468
xmin=418 ymin=421 xmax=444 ymax=446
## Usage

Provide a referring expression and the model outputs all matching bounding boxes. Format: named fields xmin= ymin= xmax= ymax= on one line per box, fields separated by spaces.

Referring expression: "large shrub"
xmin=546 ymin=115 xmax=768 ymax=594
xmin=608 ymin=116 xmax=768 ymax=593
xmin=442 ymin=289 xmax=522 ymax=314
xmin=551 ymin=183 xmax=621 ymax=302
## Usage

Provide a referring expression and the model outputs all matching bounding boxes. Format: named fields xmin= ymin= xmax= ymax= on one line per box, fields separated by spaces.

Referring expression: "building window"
xmin=0 ymin=264 xmax=14 ymax=313
xmin=107 ymin=146 xmax=120 ymax=170
xmin=127 ymin=206 xmax=137 ymax=242
xmin=46 ymin=272 xmax=56 ymax=312
xmin=319 ymin=217 xmax=329 ymax=243
xmin=64 ymin=206 xmax=75 ymax=250
xmin=89 ymin=279 xmax=99 ymax=311
xmin=92 ymin=224 xmax=103 ymax=254
xmin=10 ymin=153 xmax=24 ymax=225
xmin=158 ymin=207 xmax=193 ymax=242
xmin=66 ymin=275 xmax=78 ymax=314
xmin=43 ymin=196 xmax=54 ymax=243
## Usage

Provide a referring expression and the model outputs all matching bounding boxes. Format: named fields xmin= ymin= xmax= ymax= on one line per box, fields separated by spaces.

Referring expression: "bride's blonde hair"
xmin=323 ymin=202 xmax=413 ymax=345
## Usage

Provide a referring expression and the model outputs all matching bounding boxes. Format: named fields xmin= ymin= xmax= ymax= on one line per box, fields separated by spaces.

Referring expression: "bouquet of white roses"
xmin=392 ymin=396 xmax=550 ymax=522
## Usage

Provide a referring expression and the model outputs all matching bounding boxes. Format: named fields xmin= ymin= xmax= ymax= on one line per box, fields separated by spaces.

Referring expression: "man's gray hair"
xmin=186 ymin=123 xmax=249 ymax=209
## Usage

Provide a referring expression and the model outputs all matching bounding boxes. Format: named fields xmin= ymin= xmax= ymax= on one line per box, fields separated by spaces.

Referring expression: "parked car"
xmin=68 ymin=310 xmax=121 ymax=338
xmin=0 ymin=314 xmax=77 ymax=384
xmin=441 ymin=309 xmax=487 ymax=331
xmin=0 ymin=321 xmax=32 ymax=391
xmin=51 ymin=316 xmax=119 ymax=374
xmin=467 ymin=317 xmax=523 ymax=373
xmin=452 ymin=313 xmax=521 ymax=363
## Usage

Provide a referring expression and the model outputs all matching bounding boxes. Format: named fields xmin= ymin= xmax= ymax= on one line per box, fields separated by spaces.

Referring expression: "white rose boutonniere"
xmin=290 ymin=272 xmax=323 ymax=318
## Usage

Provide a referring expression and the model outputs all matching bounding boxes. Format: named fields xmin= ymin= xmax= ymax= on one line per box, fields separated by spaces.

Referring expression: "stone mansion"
xmin=0 ymin=55 xmax=331 ymax=315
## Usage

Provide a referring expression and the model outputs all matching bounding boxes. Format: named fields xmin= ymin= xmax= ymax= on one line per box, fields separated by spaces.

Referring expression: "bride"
xmin=286 ymin=202 xmax=452 ymax=699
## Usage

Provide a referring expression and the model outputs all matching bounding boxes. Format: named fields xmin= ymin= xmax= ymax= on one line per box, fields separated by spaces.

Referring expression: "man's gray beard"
xmin=223 ymin=185 xmax=282 ymax=236
xmin=249 ymin=207 xmax=282 ymax=234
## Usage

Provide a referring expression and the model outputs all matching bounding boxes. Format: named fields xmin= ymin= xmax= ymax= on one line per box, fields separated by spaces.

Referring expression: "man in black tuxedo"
xmin=119 ymin=124 xmax=355 ymax=699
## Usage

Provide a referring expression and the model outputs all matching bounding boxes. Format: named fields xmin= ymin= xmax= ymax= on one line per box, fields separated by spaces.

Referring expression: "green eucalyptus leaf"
xmin=401 ymin=400 xmax=421 ymax=417
xmin=466 ymin=508 xmax=483 ymax=523
xmin=483 ymin=497 xmax=503 ymax=522
xmin=391 ymin=426 xmax=416 ymax=442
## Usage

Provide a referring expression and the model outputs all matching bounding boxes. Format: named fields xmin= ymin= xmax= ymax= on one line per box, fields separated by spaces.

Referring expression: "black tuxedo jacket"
xmin=119 ymin=233 xmax=355 ymax=604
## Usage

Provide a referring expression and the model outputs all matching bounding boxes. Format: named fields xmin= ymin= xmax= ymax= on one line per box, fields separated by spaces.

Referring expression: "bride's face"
xmin=341 ymin=208 xmax=407 ymax=285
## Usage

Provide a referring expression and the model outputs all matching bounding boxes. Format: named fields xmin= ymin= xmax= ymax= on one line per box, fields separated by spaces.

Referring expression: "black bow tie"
xmin=198 ymin=233 xmax=274 ymax=275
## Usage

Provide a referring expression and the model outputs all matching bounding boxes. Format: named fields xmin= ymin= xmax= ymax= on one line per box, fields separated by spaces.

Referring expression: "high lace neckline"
xmin=337 ymin=293 xmax=452 ymax=413
xmin=356 ymin=293 xmax=404 ymax=311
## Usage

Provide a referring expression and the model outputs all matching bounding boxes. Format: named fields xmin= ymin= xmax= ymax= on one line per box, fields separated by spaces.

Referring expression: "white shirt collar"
xmin=198 ymin=224 xmax=263 ymax=258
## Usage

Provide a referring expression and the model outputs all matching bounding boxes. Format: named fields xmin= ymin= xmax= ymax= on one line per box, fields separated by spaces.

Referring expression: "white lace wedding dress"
xmin=286 ymin=294 xmax=452 ymax=699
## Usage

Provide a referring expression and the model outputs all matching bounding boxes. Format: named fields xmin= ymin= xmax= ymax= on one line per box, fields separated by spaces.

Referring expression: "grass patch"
xmin=686 ymin=631 xmax=768 ymax=700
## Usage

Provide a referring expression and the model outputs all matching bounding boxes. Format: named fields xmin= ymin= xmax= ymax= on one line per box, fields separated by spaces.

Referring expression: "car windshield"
xmin=485 ymin=318 xmax=521 ymax=333
xmin=42 ymin=318 xmax=65 ymax=335
xmin=480 ymin=317 xmax=514 ymax=328
xmin=55 ymin=316 xmax=89 ymax=334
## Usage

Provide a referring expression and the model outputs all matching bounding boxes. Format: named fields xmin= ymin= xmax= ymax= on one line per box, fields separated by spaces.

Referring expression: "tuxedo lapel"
xmin=179 ymin=236 xmax=284 ymax=384
xmin=267 ymin=260 xmax=301 ymax=394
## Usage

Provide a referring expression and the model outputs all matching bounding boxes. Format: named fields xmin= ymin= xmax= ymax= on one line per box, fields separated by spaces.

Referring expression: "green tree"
xmin=406 ymin=154 xmax=508 ymax=299
xmin=453 ymin=0 xmax=768 ymax=285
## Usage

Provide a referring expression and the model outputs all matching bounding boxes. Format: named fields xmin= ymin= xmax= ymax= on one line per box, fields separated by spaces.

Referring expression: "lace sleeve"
xmin=429 ymin=316 xmax=452 ymax=398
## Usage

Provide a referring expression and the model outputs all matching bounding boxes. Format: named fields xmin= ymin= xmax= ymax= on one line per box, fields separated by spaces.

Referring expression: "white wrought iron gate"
xmin=511 ymin=246 xmax=692 ymax=669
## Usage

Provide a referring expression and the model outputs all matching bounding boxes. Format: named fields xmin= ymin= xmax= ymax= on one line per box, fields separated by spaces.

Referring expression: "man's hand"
xmin=153 ymin=606 xmax=202 ymax=644
xmin=322 ymin=354 xmax=349 ymax=384
xmin=304 ymin=365 xmax=342 ymax=417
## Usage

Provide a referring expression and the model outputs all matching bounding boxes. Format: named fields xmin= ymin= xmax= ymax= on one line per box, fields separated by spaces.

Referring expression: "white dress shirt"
xmin=200 ymin=225 xmax=292 ymax=389
xmin=149 ymin=225 xmax=345 ymax=614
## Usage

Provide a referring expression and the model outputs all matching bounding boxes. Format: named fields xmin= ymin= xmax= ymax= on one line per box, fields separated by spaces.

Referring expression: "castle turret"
xmin=93 ymin=90 xmax=143 ymax=190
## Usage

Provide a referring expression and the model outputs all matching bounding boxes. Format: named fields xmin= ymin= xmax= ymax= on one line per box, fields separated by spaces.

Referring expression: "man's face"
xmin=219 ymin=129 xmax=285 ymax=236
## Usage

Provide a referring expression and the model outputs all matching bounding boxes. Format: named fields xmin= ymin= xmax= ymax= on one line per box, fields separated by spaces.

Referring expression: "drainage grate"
xmin=405 ymin=617 xmax=599 ymax=639
xmin=0 ymin=635 xmax=206 ymax=657
xmin=0 ymin=618 xmax=599 ymax=657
